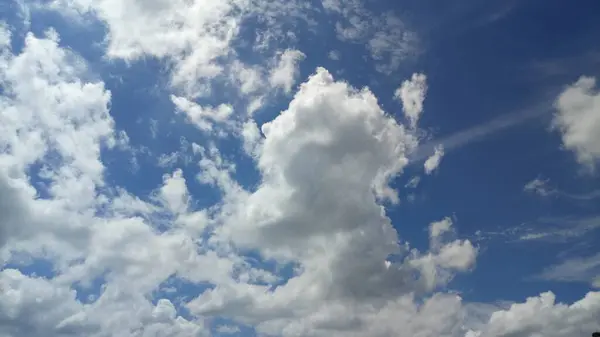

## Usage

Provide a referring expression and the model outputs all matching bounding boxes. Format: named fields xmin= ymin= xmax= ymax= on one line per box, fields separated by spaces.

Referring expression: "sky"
xmin=0 ymin=0 xmax=599 ymax=336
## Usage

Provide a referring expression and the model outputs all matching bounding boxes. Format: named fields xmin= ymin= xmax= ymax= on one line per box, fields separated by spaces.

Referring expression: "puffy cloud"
xmin=396 ymin=73 xmax=428 ymax=128
xmin=430 ymin=217 xmax=454 ymax=239
xmin=183 ymin=69 xmax=483 ymax=337
xmin=51 ymin=0 xmax=240 ymax=97
xmin=50 ymin=0 xmax=311 ymax=99
xmin=0 ymin=269 xmax=93 ymax=336
xmin=424 ymin=145 xmax=445 ymax=175
xmin=0 ymin=26 xmax=240 ymax=337
xmin=553 ymin=76 xmax=600 ymax=168
xmin=219 ymin=67 xmax=418 ymax=258
xmin=158 ymin=169 xmax=190 ymax=215
xmin=468 ymin=291 xmax=600 ymax=337
xmin=0 ymin=28 xmax=115 ymax=263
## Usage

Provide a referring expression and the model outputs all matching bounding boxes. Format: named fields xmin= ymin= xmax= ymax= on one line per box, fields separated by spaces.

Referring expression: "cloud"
xmin=536 ymin=252 xmax=600 ymax=288
xmin=474 ymin=215 xmax=600 ymax=245
xmin=553 ymin=76 xmax=600 ymax=168
xmin=328 ymin=50 xmax=340 ymax=60
xmin=524 ymin=176 xmax=600 ymax=201
xmin=323 ymin=0 xmax=418 ymax=73
xmin=183 ymin=69 xmax=481 ymax=337
xmin=395 ymin=73 xmax=428 ymax=128
xmin=467 ymin=291 xmax=600 ymax=337
xmin=0 ymin=28 xmax=116 ymax=263
xmin=0 ymin=269 xmax=95 ymax=336
xmin=523 ymin=177 xmax=556 ymax=197
xmin=2 ymin=3 xmax=600 ymax=337
xmin=49 ymin=0 xmax=309 ymax=100
xmin=424 ymin=145 xmax=444 ymax=175
xmin=171 ymin=95 xmax=234 ymax=132
xmin=0 ymin=25 xmax=248 ymax=336
xmin=268 ymin=49 xmax=305 ymax=94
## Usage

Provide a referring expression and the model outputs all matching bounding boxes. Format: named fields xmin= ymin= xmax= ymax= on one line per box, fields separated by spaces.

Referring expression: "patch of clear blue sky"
xmin=2 ymin=0 xmax=600 ymax=310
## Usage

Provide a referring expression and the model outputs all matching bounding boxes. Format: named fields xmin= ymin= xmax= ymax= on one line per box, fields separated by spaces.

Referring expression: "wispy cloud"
xmin=410 ymin=98 xmax=553 ymax=163
xmin=472 ymin=215 xmax=600 ymax=244
xmin=523 ymin=176 xmax=600 ymax=202
xmin=535 ymin=252 xmax=600 ymax=288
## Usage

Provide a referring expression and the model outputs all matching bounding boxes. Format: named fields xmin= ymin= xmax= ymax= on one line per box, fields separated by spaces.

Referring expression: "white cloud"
xmin=51 ymin=0 xmax=240 ymax=97
xmin=171 ymin=95 xmax=234 ymax=132
xmin=475 ymin=215 xmax=600 ymax=245
xmin=0 ymin=27 xmax=239 ymax=337
xmin=183 ymin=69 xmax=483 ymax=337
xmin=396 ymin=73 xmax=428 ymax=128
xmin=230 ymin=60 xmax=265 ymax=95
xmin=0 ymin=28 xmax=116 ymax=263
xmin=158 ymin=169 xmax=190 ymax=214
xmin=324 ymin=0 xmax=418 ymax=73
xmin=424 ymin=145 xmax=444 ymax=175
xmin=0 ymin=269 xmax=92 ymax=336
xmin=430 ymin=217 xmax=453 ymax=239
xmin=268 ymin=49 xmax=305 ymax=93
xmin=468 ymin=291 xmax=600 ymax=337
xmin=554 ymin=76 xmax=600 ymax=168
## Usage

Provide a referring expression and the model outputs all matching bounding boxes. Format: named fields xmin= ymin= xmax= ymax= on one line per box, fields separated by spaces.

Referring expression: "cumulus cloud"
xmin=0 ymin=28 xmax=115 ymax=263
xmin=467 ymin=291 xmax=600 ymax=337
xmin=396 ymin=73 xmax=428 ymax=128
xmin=182 ymin=69 xmax=483 ymax=337
xmin=554 ymin=76 xmax=600 ymax=168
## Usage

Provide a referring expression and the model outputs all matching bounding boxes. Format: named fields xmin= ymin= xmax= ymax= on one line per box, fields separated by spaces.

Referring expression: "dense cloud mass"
xmin=0 ymin=1 xmax=599 ymax=337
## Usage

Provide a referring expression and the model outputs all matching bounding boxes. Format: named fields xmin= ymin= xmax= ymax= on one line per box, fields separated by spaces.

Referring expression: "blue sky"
xmin=0 ymin=0 xmax=599 ymax=336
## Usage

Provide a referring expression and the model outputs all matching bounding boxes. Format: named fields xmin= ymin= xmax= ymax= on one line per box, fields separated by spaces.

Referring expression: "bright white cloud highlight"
xmin=554 ymin=76 xmax=600 ymax=168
